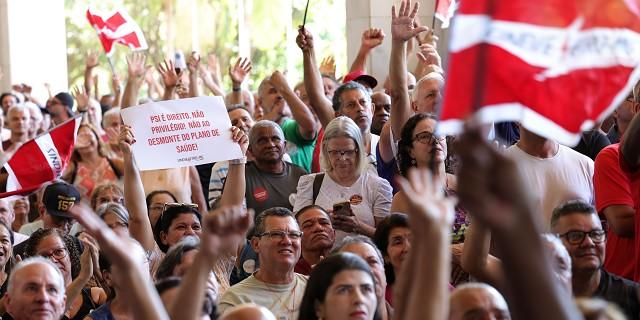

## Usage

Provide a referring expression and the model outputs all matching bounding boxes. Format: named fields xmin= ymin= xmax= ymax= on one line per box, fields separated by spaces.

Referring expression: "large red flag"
xmin=0 ymin=117 xmax=82 ymax=198
xmin=86 ymin=7 xmax=148 ymax=56
xmin=438 ymin=0 xmax=640 ymax=145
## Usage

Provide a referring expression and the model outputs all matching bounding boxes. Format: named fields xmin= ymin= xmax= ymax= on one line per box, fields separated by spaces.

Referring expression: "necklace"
xmin=255 ymin=272 xmax=299 ymax=315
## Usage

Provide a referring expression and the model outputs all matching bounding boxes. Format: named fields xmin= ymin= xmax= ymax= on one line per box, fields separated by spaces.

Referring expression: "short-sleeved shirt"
xmin=594 ymin=270 xmax=640 ymax=320
xmin=594 ymin=144 xmax=635 ymax=280
xmin=281 ymin=118 xmax=316 ymax=173
xmin=293 ymin=171 xmax=392 ymax=242
xmin=245 ymin=161 xmax=307 ymax=214
xmin=219 ymin=273 xmax=308 ymax=320
xmin=619 ymin=147 xmax=640 ymax=281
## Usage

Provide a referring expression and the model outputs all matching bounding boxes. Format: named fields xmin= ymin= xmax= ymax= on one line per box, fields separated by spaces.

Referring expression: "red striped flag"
xmin=438 ymin=0 xmax=640 ymax=146
xmin=1 ymin=117 xmax=82 ymax=198
xmin=86 ymin=7 xmax=148 ymax=56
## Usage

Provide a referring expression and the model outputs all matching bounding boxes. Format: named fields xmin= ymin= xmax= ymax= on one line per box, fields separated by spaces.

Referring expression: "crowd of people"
xmin=0 ymin=0 xmax=639 ymax=319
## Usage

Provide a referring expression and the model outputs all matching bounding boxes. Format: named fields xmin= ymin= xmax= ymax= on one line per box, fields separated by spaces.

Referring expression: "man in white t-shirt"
xmin=219 ymin=208 xmax=307 ymax=320
xmin=506 ymin=126 xmax=594 ymax=229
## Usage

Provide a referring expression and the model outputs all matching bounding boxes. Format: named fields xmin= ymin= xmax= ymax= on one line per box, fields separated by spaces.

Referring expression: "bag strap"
xmin=312 ymin=173 xmax=325 ymax=204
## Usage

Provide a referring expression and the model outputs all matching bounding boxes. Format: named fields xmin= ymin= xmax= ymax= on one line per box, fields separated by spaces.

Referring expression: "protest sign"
xmin=120 ymin=96 xmax=242 ymax=170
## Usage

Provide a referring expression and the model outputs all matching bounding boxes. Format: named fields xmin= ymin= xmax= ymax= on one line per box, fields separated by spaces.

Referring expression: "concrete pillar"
xmin=0 ymin=0 xmax=68 ymax=97
xmin=345 ymin=0 xmax=450 ymax=89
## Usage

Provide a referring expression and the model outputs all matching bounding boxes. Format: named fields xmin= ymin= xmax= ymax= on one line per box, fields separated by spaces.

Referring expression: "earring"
xmin=411 ymin=158 xmax=416 ymax=166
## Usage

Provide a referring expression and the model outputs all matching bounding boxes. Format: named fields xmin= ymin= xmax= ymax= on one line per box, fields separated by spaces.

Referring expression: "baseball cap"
xmin=43 ymin=181 xmax=81 ymax=219
xmin=343 ymin=70 xmax=378 ymax=89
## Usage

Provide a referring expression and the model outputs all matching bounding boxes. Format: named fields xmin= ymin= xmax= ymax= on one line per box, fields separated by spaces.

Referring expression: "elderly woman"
xmin=293 ymin=116 xmax=392 ymax=240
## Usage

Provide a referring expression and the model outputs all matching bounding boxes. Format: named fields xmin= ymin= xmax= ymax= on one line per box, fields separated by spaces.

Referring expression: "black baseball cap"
xmin=43 ymin=181 xmax=81 ymax=219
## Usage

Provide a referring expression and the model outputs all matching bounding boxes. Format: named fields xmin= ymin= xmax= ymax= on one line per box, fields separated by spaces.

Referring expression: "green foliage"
xmin=65 ymin=0 xmax=345 ymax=96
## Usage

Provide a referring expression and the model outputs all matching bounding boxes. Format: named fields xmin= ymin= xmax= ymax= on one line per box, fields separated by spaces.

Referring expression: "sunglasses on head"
xmin=159 ymin=203 xmax=199 ymax=223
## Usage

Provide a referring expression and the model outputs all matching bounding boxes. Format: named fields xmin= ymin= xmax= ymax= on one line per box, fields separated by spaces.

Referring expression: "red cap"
xmin=342 ymin=70 xmax=378 ymax=89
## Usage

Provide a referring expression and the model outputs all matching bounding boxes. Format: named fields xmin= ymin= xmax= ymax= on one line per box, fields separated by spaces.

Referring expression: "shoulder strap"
xmin=312 ymin=173 xmax=325 ymax=204
xmin=107 ymin=158 xmax=123 ymax=179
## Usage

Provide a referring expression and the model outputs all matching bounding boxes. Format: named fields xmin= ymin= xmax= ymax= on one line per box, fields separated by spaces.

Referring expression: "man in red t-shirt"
xmin=620 ymin=104 xmax=640 ymax=281
xmin=594 ymin=144 xmax=635 ymax=279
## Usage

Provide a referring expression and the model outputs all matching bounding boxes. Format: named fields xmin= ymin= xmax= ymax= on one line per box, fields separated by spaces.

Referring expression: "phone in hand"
xmin=333 ymin=201 xmax=352 ymax=216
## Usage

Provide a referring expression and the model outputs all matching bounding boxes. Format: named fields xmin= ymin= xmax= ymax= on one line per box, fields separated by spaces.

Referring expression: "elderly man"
xmin=294 ymin=205 xmax=335 ymax=275
xmin=4 ymin=257 xmax=67 ymax=320
xmin=449 ymin=283 xmax=511 ymax=320
xmin=243 ymin=120 xmax=306 ymax=214
xmin=3 ymin=105 xmax=31 ymax=152
xmin=550 ymin=200 xmax=640 ymax=319
xmin=219 ymin=208 xmax=307 ymax=320
xmin=0 ymin=199 xmax=28 ymax=244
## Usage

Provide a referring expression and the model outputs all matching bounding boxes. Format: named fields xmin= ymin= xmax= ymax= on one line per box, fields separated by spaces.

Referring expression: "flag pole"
xmin=106 ymin=56 xmax=117 ymax=75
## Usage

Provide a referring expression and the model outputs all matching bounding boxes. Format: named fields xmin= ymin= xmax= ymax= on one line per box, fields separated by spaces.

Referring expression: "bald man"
xmin=449 ymin=283 xmax=511 ymax=320
xmin=220 ymin=303 xmax=276 ymax=320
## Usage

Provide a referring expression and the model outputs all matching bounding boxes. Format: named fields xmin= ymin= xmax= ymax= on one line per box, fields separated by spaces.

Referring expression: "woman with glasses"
xmin=62 ymin=124 xmax=124 ymax=207
xmin=293 ymin=116 xmax=392 ymax=241
xmin=96 ymin=203 xmax=130 ymax=238
xmin=0 ymin=221 xmax=15 ymax=310
xmin=23 ymin=228 xmax=106 ymax=320
xmin=392 ymin=113 xmax=469 ymax=245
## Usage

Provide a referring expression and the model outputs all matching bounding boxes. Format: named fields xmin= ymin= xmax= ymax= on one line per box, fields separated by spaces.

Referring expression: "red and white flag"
xmin=0 ymin=117 xmax=82 ymax=198
xmin=435 ymin=0 xmax=457 ymax=29
xmin=86 ymin=7 xmax=148 ymax=56
xmin=438 ymin=0 xmax=640 ymax=145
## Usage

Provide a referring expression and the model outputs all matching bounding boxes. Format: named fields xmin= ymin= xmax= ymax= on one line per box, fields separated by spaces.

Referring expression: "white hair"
xmin=411 ymin=72 xmax=445 ymax=103
xmin=320 ymin=116 xmax=366 ymax=174
xmin=8 ymin=257 xmax=66 ymax=295
xmin=102 ymin=107 xmax=121 ymax=128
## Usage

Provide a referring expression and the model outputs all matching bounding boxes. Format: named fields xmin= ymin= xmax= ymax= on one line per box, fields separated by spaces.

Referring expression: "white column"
xmin=0 ymin=0 xmax=68 ymax=97
xmin=345 ymin=0 xmax=450 ymax=88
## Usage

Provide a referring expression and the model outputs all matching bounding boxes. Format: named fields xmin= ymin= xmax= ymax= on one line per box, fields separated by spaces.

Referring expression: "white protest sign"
xmin=120 ymin=96 xmax=242 ymax=170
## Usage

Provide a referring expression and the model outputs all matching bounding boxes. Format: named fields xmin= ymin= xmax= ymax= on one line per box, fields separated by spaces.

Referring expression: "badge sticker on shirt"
xmin=253 ymin=187 xmax=269 ymax=202
xmin=350 ymin=194 xmax=363 ymax=206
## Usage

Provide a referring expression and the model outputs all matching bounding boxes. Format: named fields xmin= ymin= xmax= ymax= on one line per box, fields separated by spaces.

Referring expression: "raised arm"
xmin=269 ymin=70 xmax=317 ymax=140
xmin=187 ymin=52 xmax=202 ymax=98
xmin=68 ymin=204 xmax=169 ymax=320
xmin=395 ymin=168 xmax=453 ymax=320
xmin=199 ymin=54 xmax=226 ymax=97
xmin=228 ymin=58 xmax=252 ymax=106
xmin=122 ymin=53 xmax=149 ymax=109
xmin=111 ymin=74 xmax=122 ymax=108
xmin=218 ymin=127 xmax=248 ymax=207
xmin=297 ymin=27 xmax=335 ymax=128
xmin=157 ymin=59 xmax=182 ymax=101
xmin=120 ymin=124 xmax=156 ymax=251
xmin=457 ymin=128 xmax=581 ymax=320
xmin=84 ymin=51 xmax=99 ymax=99
xmin=460 ymin=220 xmax=506 ymax=291
xmin=349 ymin=28 xmax=385 ymax=73
xmin=169 ymin=205 xmax=251 ymax=320
xmin=621 ymin=106 xmax=640 ymax=171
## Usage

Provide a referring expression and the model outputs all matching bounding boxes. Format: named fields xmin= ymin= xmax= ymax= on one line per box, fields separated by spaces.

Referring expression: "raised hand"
xmin=229 ymin=57 xmax=252 ymax=86
xmin=269 ymin=70 xmax=290 ymax=93
xmin=296 ymin=27 xmax=314 ymax=51
xmin=112 ymin=74 xmax=122 ymax=94
xmin=119 ymin=124 xmax=136 ymax=155
xmin=86 ymin=50 xmax=99 ymax=69
xmin=186 ymin=51 xmax=201 ymax=74
xmin=126 ymin=52 xmax=149 ymax=79
xmin=230 ymin=126 xmax=249 ymax=156
xmin=72 ymin=85 xmax=90 ymax=112
xmin=78 ymin=233 xmax=101 ymax=281
xmin=201 ymin=205 xmax=253 ymax=260
xmin=391 ymin=0 xmax=429 ymax=42
xmin=157 ymin=59 xmax=182 ymax=89
xmin=416 ymin=43 xmax=441 ymax=67
xmin=206 ymin=53 xmax=222 ymax=84
xmin=319 ymin=55 xmax=336 ymax=77
xmin=397 ymin=168 xmax=456 ymax=229
xmin=362 ymin=28 xmax=385 ymax=49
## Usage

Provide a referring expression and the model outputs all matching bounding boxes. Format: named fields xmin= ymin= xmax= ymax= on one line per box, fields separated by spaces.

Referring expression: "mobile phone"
xmin=333 ymin=201 xmax=352 ymax=216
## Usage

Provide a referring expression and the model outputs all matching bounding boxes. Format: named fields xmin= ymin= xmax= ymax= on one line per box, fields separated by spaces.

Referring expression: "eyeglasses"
xmin=413 ymin=131 xmax=445 ymax=145
xmin=558 ymin=230 xmax=606 ymax=245
xmin=41 ymin=247 xmax=68 ymax=261
xmin=327 ymin=149 xmax=358 ymax=160
xmin=160 ymin=203 xmax=199 ymax=222
xmin=257 ymin=230 xmax=303 ymax=241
